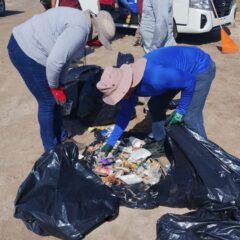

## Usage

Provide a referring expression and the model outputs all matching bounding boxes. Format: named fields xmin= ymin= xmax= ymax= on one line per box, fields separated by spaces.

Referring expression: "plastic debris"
xmin=128 ymin=136 xmax=145 ymax=148
xmin=88 ymin=126 xmax=106 ymax=132
xmin=82 ymin=129 xmax=167 ymax=188
xmin=129 ymin=148 xmax=152 ymax=163
xmin=119 ymin=174 xmax=143 ymax=185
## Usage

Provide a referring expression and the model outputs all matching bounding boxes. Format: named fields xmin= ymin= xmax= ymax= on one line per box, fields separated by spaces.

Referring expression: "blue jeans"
xmin=148 ymin=61 xmax=216 ymax=140
xmin=118 ymin=0 xmax=132 ymax=12
xmin=8 ymin=35 xmax=67 ymax=151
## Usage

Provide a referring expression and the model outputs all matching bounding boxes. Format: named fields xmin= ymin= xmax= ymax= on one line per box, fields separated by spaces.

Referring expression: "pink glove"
xmin=50 ymin=86 xmax=66 ymax=105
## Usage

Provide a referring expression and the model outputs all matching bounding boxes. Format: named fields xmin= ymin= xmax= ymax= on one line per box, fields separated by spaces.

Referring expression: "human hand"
xmin=99 ymin=143 xmax=113 ymax=157
xmin=50 ymin=86 xmax=66 ymax=105
xmin=168 ymin=111 xmax=184 ymax=126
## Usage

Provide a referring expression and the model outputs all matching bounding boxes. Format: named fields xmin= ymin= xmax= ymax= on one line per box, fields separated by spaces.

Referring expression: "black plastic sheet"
xmin=64 ymin=65 xmax=102 ymax=117
xmin=64 ymin=64 xmax=133 ymax=126
xmin=64 ymin=64 xmax=136 ymax=126
xmin=77 ymin=76 xmax=122 ymax=126
xmin=111 ymin=126 xmax=240 ymax=211
xmin=165 ymin=126 xmax=240 ymax=207
xmin=77 ymin=74 xmax=136 ymax=127
xmin=157 ymin=206 xmax=240 ymax=240
xmin=109 ymin=127 xmax=208 ymax=209
xmin=156 ymin=126 xmax=240 ymax=239
xmin=14 ymin=142 xmax=119 ymax=240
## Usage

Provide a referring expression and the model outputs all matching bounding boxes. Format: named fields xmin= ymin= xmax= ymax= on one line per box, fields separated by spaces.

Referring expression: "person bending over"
xmin=96 ymin=46 xmax=216 ymax=156
xmin=8 ymin=7 xmax=115 ymax=151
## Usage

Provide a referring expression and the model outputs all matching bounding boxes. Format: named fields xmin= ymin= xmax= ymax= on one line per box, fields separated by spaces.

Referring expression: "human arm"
xmin=46 ymin=26 xmax=88 ymax=88
xmin=50 ymin=86 xmax=66 ymax=105
xmin=151 ymin=0 xmax=169 ymax=48
xmin=175 ymin=74 xmax=196 ymax=115
xmin=106 ymin=95 xmax=137 ymax=147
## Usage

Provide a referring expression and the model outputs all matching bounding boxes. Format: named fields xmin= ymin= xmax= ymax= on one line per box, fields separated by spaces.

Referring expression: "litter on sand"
xmin=81 ymin=128 xmax=167 ymax=187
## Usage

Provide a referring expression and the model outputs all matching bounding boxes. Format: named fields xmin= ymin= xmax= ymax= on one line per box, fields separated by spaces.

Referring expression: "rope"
xmin=209 ymin=0 xmax=222 ymax=28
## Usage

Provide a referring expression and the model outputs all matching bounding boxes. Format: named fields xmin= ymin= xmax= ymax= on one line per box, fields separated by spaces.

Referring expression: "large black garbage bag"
xmin=156 ymin=126 xmax=240 ymax=240
xmin=64 ymin=65 xmax=102 ymax=117
xmin=64 ymin=64 xmax=136 ymax=126
xmin=77 ymin=73 xmax=136 ymax=127
xmin=112 ymin=125 xmax=240 ymax=209
xmin=14 ymin=142 xmax=119 ymax=240
xmin=164 ymin=126 xmax=240 ymax=206
xmin=157 ymin=206 xmax=240 ymax=240
xmin=110 ymin=127 xmax=208 ymax=209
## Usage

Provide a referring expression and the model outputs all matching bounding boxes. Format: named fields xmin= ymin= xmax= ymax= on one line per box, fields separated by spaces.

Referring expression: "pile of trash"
xmin=14 ymin=125 xmax=240 ymax=239
xmin=81 ymin=127 xmax=168 ymax=187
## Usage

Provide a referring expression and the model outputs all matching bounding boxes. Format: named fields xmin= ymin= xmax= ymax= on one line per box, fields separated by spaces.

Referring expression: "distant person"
xmin=8 ymin=7 xmax=115 ymax=151
xmin=96 ymin=46 xmax=216 ymax=156
xmin=140 ymin=0 xmax=176 ymax=53
xmin=133 ymin=0 xmax=143 ymax=46
xmin=115 ymin=0 xmax=134 ymax=24
xmin=51 ymin=0 xmax=81 ymax=9
xmin=140 ymin=0 xmax=176 ymax=113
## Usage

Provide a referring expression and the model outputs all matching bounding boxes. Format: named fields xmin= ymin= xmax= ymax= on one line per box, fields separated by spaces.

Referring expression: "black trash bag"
xmin=163 ymin=126 xmax=240 ymax=206
xmin=156 ymin=126 xmax=240 ymax=239
xmin=109 ymin=127 xmax=207 ymax=209
xmin=110 ymin=126 xmax=240 ymax=209
xmin=64 ymin=65 xmax=103 ymax=117
xmin=116 ymin=52 xmax=134 ymax=67
xmin=14 ymin=142 xmax=119 ymax=240
xmin=157 ymin=205 xmax=240 ymax=240
xmin=77 ymin=74 xmax=136 ymax=127
xmin=63 ymin=64 xmax=136 ymax=126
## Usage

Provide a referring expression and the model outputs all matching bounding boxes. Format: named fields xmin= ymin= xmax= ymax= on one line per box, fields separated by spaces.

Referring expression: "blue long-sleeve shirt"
xmin=107 ymin=46 xmax=211 ymax=146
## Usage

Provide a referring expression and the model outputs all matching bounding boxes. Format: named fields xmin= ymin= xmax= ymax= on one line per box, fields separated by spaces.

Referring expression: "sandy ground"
xmin=0 ymin=1 xmax=240 ymax=239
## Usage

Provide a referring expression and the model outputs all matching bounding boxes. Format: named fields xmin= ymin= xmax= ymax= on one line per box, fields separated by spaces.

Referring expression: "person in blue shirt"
xmin=96 ymin=46 xmax=216 ymax=156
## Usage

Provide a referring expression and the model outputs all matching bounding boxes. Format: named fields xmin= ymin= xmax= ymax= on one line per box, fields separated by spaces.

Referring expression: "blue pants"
xmin=148 ymin=61 xmax=216 ymax=140
xmin=118 ymin=0 xmax=132 ymax=12
xmin=8 ymin=35 xmax=67 ymax=151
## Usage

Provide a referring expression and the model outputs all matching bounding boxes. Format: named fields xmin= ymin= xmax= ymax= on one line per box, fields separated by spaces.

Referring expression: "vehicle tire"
xmin=0 ymin=0 xmax=5 ymax=17
xmin=173 ymin=18 xmax=178 ymax=40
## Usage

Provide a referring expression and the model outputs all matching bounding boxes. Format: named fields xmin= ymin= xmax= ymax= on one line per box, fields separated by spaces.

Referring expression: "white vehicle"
xmin=174 ymin=0 xmax=237 ymax=34
xmin=79 ymin=0 xmax=237 ymax=36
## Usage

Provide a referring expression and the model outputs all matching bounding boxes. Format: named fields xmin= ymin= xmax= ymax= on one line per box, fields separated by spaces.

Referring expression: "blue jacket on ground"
xmin=107 ymin=46 xmax=211 ymax=146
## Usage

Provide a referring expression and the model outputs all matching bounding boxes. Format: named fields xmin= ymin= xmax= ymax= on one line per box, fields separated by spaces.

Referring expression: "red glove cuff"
xmin=50 ymin=86 xmax=66 ymax=105
xmin=87 ymin=37 xmax=102 ymax=47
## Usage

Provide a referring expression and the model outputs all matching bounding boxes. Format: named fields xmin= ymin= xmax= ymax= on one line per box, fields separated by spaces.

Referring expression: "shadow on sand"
xmin=3 ymin=10 xmax=24 ymax=17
